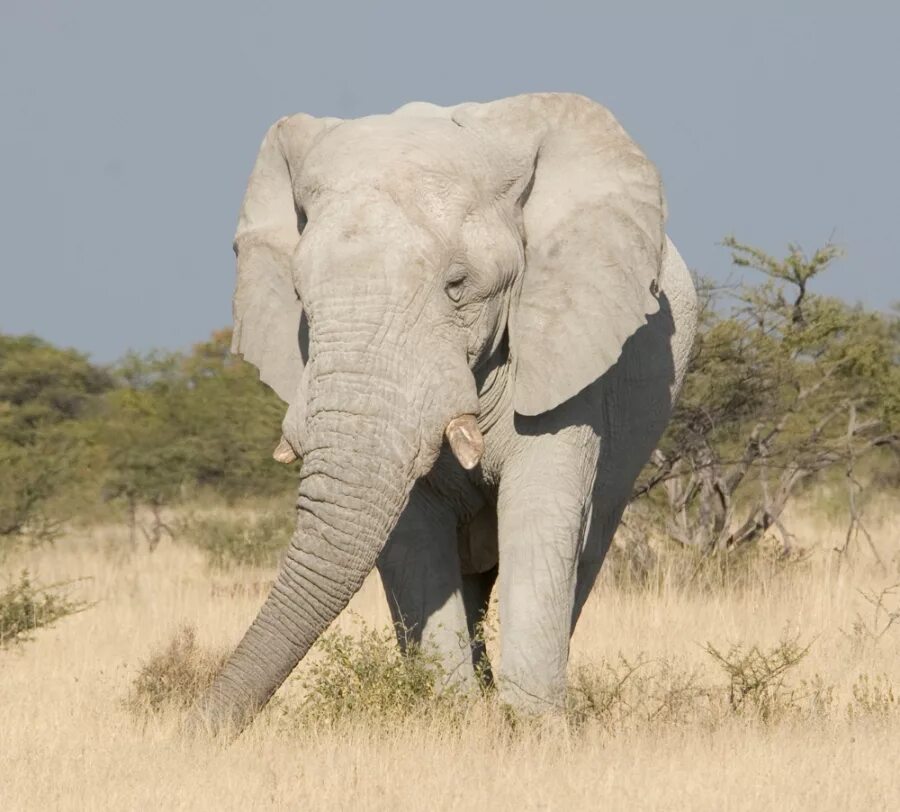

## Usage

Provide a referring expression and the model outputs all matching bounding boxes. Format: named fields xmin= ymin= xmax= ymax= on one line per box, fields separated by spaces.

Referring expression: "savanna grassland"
xmin=2 ymin=501 xmax=900 ymax=811
xmin=3 ymin=239 xmax=900 ymax=809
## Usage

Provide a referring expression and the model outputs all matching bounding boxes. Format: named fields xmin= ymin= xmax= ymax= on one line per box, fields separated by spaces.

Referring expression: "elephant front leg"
xmin=376 ymin=482 xmax=476 ymax=690
xmin=496 ymin=434 xmax=597 ymax=711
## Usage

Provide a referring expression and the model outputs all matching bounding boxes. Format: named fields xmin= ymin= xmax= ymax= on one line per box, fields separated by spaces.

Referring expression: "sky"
xmin=1 ymin=1 xmax=897 ymax=362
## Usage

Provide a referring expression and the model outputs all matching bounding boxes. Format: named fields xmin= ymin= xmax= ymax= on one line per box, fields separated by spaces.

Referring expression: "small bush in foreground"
xmin=0 ymin=571 xmax=88 ymax=647
xmin=124 ymin=625 xmax=227 ymax=718
xmin=848 ymin=673 xmax=897 ymax=720
xmin=567 ymin=632 xmax=846 ymax=731
xmin=704 ymin=634 xmax=811 ymax=722
xmin=179 ymin=511 xmax=293 ymax=569
xmin=290 ymin=624 xmax=465 ymax=727
xmin=567 ymin=654 xmax=709 ymax=730
xmin=123 ymin=623 xmax=899 ymax=734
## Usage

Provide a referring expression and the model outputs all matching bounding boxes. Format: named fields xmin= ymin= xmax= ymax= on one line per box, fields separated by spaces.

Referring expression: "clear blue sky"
xmin=1 ymin=1 xmax=897 ymax=362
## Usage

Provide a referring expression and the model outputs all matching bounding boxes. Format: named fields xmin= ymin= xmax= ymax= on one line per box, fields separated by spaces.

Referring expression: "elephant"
xmin=196 ymin=92 xmax=698 ymax=735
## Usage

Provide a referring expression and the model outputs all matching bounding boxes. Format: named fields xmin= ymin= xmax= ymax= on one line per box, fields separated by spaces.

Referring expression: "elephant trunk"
xmin=196 ymin=397 xmax=417 ymax=735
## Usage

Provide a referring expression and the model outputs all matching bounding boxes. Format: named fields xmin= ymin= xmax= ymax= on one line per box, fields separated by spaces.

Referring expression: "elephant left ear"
xmin=232 ymin=114 xmax=337 ymax=403
xmin=455 ymin=94 xmax=666 ymax=416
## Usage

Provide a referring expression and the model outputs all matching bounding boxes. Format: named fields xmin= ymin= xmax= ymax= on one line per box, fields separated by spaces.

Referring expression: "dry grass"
xmin=2 ymin=502 xmax=900 ymax=810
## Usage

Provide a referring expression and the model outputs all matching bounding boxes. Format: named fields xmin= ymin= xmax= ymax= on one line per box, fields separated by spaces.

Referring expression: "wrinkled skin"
xmin=195 ymin=93 xmax=698 ymax=736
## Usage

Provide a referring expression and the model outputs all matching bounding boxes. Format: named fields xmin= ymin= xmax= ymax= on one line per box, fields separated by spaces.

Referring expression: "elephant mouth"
xmin=272 ymin=412 xmax=485 ymax=471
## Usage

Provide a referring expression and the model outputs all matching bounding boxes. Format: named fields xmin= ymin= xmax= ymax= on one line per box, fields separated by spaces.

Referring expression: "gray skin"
xmin=195 ymin=93 xmax=698 ymax=735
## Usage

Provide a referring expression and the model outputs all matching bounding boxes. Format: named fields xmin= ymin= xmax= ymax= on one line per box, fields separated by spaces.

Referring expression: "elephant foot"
xmin=427 ymin=639 xmax=480 ymax=695
xmin=496 ymin=675 xmax=567 ymax=717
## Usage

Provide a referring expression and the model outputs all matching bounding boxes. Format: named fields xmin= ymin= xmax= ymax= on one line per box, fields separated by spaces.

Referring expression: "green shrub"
xmin=290 ymin=622 xmax=464 ymax=727
xmin=0 ymin=571 xmax=88 ymax=647
xmin=179 ymin=511 xmax=293 ymax=569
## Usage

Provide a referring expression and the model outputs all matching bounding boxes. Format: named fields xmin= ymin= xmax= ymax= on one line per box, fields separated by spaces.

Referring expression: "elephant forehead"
xmin=299 ymin=116 xmax=502 ymax=204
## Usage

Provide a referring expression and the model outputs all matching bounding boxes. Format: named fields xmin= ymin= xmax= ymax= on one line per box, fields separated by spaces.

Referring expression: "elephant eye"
xmin=445 ymin=275 xmax=466 ymax=303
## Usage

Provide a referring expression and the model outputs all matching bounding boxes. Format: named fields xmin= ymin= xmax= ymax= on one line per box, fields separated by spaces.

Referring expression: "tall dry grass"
xmin=1 ymin=501 xmax=899 ymax=810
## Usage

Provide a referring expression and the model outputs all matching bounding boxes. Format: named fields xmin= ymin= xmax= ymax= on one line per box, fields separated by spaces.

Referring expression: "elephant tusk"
xmin=445 ymin=414 xmax=484 ymax=470
xmin=272 ymin=436 xmax=299 ymax=464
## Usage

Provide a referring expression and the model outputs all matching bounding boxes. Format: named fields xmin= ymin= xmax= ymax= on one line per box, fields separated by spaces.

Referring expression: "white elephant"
xmin=197 ymin=93 xmax=698 ymax=735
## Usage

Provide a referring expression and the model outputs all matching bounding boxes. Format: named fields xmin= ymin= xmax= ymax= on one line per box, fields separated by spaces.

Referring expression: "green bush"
xmin=291 ymin=623 xmax=465 ymax=727
xmin=0 ymin=571 xmax=88 ymax=647
xmin=179 ymin=511 xmax=294 ymax=569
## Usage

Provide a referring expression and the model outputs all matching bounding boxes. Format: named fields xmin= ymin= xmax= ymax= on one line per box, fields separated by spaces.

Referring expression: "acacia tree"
xmin=99 ymin=362 xmax=193 ymax=547
xmin=635 ymin=239 xmax=899 ymax=556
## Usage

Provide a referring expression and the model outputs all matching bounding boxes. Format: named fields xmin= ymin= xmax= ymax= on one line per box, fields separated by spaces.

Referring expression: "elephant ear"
xmin=454 ymin=94 xmax=666 ymax=416
xmin=231 ymin=114 xmax=337 ymax=403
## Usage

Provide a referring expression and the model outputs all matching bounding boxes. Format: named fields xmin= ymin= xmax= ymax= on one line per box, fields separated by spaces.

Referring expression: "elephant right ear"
xmin=453 ymin=94 xmax=665 ymax=417
xmin=231 ymin=114 xmax=337 ymax=403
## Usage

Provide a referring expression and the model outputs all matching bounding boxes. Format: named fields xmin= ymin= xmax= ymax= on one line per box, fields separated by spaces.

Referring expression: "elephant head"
xmin=198 ymin=93 xmax=666 ymax=734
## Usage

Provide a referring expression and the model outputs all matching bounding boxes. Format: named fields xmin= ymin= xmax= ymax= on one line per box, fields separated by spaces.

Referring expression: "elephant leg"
xmin=376 ymin=482 xmax=476 ymax=689
xmin=495 ymin=432 xmax=597 ymax=711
